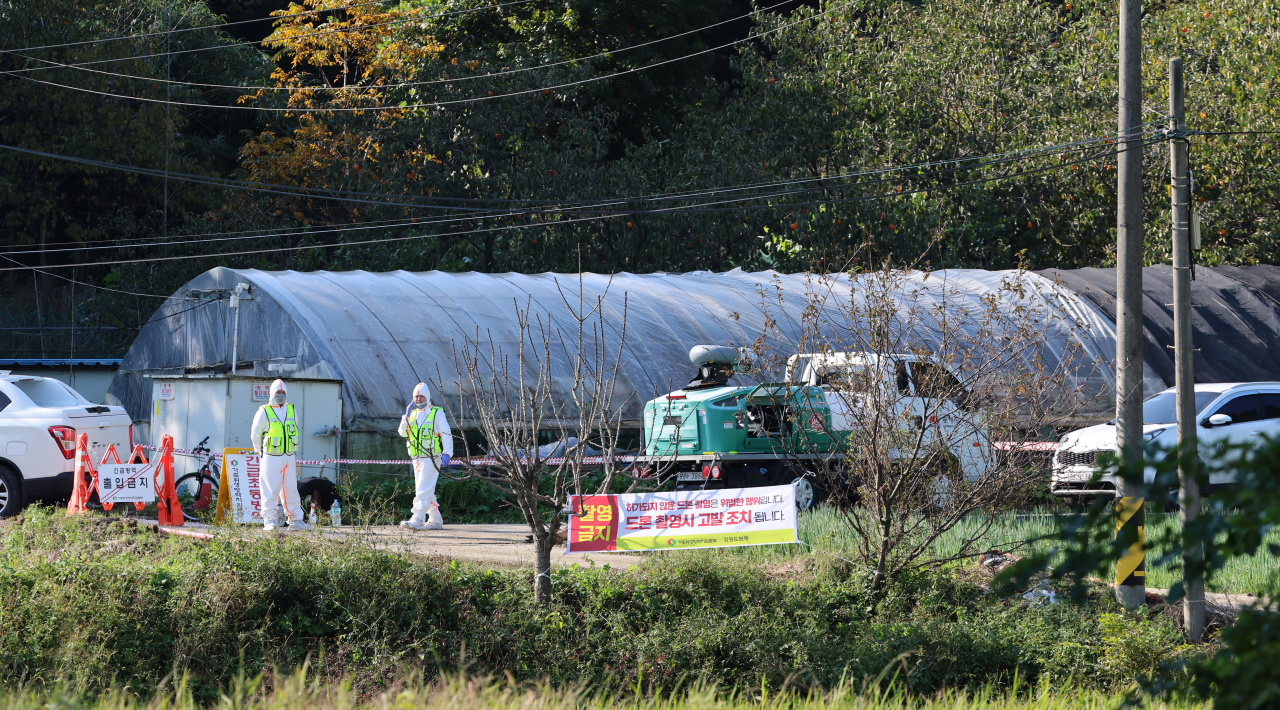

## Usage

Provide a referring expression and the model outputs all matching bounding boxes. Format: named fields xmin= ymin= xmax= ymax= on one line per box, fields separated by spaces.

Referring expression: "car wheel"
xmin=793 ymin=476 xmax=817 ymax=512
xmin=0 ymin=466 xmax=22 ymax=518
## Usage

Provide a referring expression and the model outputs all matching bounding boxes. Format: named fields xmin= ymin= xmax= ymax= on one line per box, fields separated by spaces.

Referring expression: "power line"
xmin=7 ymin=0 xmax=796 ymax=95
xmin=1187 ymin=130 xmax=1280 ymax=136
xmin=1 ymin=0 xmax=861 ymax=113
xmin=0 ymin=214 xmax=434 ymax=252
xmin=0 ymin=215 xmax=507 ymax=255
xmin=2 ymin=0 xmax=536 ymax=67
xmin=0 ymin=122 xmax=1156 ymax=224
xmin=0 ymin=254 xmax=173 ymax=298
xmin=6 ymin=0 xmax=417 ymax=53
xmin=0 ymin=137 xmax=1163 ymax=273
xmin=0 ymin=126 xmax=1164 ymax=267
xmin=141 ymin=297 xmax=222 ymax=325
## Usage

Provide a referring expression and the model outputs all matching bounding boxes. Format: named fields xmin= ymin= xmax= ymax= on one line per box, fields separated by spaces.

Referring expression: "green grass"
xmin=1 ymin=507 xmax=1193 ymax=698
xmin=0 ymin=671 xmax=1208 ymax=710
xmin=683 ymin=507 xmax=1279 ymax=597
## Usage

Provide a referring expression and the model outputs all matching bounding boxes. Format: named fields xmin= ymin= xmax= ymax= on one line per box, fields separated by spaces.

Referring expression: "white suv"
xmin=0 ymin=374 xmax=132 ymax=517
xmin=1051 ymin=382 xmax=1280 ymax=503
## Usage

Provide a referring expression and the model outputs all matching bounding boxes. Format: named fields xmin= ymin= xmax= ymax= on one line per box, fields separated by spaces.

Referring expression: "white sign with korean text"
xmin=223 ymin=449 xmax=265 ymax=524
xmin=252 ymin=383 xmax=271 ymax=402
xmin=158 ymin=382 xmax=174 ymax=400
xmin=567 ymin=484 xmax=798 ymax=552
xmin=99 ymin=464 xmax=156 ymax=505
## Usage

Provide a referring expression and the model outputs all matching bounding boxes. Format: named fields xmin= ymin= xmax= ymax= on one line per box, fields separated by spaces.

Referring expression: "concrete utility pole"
xmin=1168 ymin=57 xmax=1205 ymax=641
xmin=1114 ymin=0 xmax=1147 ymax=610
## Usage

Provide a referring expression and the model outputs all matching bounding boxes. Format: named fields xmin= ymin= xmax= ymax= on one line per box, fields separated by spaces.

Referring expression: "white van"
xmin=1051 ymin=382 xmax=1280 ymax=502
xmin=0 ymin=374 xmax=132 ymax=516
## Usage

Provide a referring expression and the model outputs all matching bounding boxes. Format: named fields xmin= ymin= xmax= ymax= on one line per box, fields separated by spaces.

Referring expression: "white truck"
xmin=0 ymin=374 xmax=132 ymax=517
xmin=636 ymin=349 xmax=993 ymax=509
xmin=786 ymin=352 xmax=992 ymax=482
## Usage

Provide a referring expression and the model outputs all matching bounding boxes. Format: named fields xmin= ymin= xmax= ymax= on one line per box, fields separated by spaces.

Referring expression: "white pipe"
xmin=230 ymin=283 xmax=249 ymax=375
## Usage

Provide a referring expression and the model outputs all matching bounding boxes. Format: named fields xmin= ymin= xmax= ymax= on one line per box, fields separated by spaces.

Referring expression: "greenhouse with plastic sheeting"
xmin=105 ymin=265 xmax=1280 ymax=462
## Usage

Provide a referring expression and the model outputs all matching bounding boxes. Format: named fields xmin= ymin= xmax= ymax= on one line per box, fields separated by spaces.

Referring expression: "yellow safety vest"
xmin=406 ymin=406 xmax=443 ymax=457
xmin=261 ymin=404 xmax=299 ymax=455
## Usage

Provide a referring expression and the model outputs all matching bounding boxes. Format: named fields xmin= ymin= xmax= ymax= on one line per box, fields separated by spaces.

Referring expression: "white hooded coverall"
xmin=398 ymin=383 xmax=453 ymax=525
xmin=250 ymin=379 xmax=306 ymax=528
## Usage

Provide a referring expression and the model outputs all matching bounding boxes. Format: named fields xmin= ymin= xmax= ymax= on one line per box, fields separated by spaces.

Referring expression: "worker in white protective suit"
xmin=250 ymin=379 xmax=310 ymax=531
xmin=397 ymin=382 xmax=453 ymax=530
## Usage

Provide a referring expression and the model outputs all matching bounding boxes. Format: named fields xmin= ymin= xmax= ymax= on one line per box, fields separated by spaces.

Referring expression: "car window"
xmin=1142 ymin=391 xmax=1222 ymax=424
xmin=1209 ymin=394 xmax=1261 ymax=425
xmin=710 ymin=395 xmax=741 ymax=408
xmin=12 ymin=378 xmax=87 ymax=407
xmin=910 ymin=362 xmax=974 ymax=410
xmin=911 ymin=362 xmax=959 ymax=397
xmin=1261 ymin=393 xmax=1280 ymax=420
xmin=814 ymin=365 xmax=870 ymax=391
xmin=894 ymin=361 xmax=912 ymax=396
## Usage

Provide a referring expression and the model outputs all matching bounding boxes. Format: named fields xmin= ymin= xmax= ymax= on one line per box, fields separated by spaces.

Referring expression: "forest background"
xmin=2 ymin=0 xmax=1278 ymax=358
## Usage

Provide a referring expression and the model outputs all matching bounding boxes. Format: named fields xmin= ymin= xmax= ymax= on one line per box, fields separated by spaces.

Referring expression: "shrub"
xmin=0 ymin=508 xmax=1186 ymax=698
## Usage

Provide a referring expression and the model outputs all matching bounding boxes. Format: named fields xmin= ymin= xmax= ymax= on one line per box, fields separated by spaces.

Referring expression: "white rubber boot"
xmin=400 ymin=514 xmax=427 ymax=530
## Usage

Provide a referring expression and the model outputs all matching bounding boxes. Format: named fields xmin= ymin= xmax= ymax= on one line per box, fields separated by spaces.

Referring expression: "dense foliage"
xmin=1000 ymin=436 xmax=1280 ymax=708
xmin=0 ymin=507 xmax=1190 ymax=699
xmin=2 ymin=0 xmax=1279 ymax=353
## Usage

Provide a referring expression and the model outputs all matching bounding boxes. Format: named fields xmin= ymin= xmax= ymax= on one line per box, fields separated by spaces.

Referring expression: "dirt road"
xmin=160 ymin=521 xmax=647 ymax=569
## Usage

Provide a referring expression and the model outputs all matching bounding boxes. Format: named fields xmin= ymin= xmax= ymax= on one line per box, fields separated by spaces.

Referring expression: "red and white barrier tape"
xmin=146 ymin=440 xmax=1056 ymax=465
xmin=297 ymin=454 xmax=640 ymax=467
xmin=140 ymin=443 xmax=217 ymax=458
xmin=297 ymin=458 xmax=411 ymax=466
xmin=140 ymin=443 xmax=638 ymax=468
xmin=993 ymin=441 xmax=1059 ymax=451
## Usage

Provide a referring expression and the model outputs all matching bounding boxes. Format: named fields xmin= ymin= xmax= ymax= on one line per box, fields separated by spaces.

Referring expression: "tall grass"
xmin=682 ymin=507 xmax=1279 ymax=596
xmin=0 ymin=671 xmax=1208 ymax=710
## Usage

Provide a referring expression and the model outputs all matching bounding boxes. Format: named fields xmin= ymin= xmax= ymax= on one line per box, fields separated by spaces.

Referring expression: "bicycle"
xmin=175 ymin=436 xmax=221 ymax=521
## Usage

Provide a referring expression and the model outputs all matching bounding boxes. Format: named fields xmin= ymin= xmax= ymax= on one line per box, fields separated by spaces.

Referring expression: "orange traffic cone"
xmin=66 ymin=433 xmax=97 ymax=515
xmin=154 ymin=435 xmax=184 ymax=526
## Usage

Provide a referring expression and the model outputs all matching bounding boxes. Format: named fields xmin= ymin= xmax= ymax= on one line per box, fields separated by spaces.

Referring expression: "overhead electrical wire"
xmin=5 ymin=0 xmax=799 ymax=94
xmin=0 ymin=214 xmax=440 ymax=252
xmin=0 ymin=124 xmax=1166 ymax=264
xmin=0 ymin=0 xmax=863 ymax=113
xmin=4 ymin=212 xmax=519 ymax=256
xmin=0 ymin=126 xmax=1161 ymax=262
xmin=0 ymin=122 xmax=1161 ymax=265
xmin=0 ymin=254 xmax=174 ymax=298
xmin=0 ymin=136 xmax=1166 ymax=273
xmin=6 ymin=0 xmax=438 ymax=53
xmin=0 ymin=119 xmax=1162 ymax=224
xmin=2 ymin=0 xmax=536 ymax=67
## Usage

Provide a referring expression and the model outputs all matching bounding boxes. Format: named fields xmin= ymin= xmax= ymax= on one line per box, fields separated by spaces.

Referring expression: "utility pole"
xmin=1114 ymin=0 xmax=1147 ymax=610
xmin=1168 ymin=57 xmax=1205 ymax=641
xmin=164 ymin=0 xmax=172 ymax=241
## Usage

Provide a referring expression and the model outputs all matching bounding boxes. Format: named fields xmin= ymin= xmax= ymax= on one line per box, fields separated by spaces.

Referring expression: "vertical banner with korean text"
xmin=222 ymin=448 xmax=264 ymax=524
xmin=567 ymin=485 xmax=797 ymax=552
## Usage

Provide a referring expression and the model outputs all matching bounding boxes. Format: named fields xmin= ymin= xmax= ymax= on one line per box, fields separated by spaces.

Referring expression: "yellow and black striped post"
xmin=1115 ymin=496 xmax=1146 ymax=587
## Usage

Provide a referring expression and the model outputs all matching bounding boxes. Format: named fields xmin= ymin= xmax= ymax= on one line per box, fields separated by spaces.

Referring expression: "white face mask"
xmin=272 ymin=392 xmax=286 ymax=405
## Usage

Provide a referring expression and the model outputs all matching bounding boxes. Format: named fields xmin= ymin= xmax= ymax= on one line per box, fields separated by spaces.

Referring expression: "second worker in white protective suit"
xmin=398 ymin=382 xmax=453 ymax=530
xmin=250 ymin=379 xmax=310 ymax=531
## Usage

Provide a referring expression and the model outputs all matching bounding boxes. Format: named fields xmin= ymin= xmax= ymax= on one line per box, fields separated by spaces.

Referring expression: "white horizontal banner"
xmin=568 ymin=484 xmax=798 ymax=552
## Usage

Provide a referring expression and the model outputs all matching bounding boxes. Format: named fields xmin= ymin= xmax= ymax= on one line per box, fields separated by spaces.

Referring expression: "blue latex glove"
xmin=440 ymin=453 xmax=451 ymax=467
